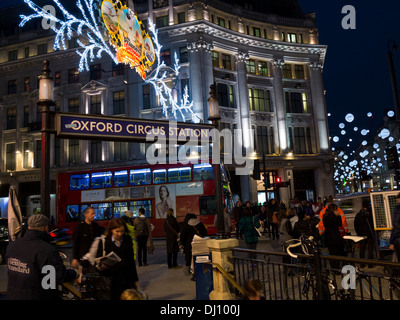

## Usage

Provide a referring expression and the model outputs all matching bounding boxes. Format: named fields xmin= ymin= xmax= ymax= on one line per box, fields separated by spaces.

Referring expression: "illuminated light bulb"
xmin=379 ymin=128 xmax=390 ymax=139
xmin=345 ymin=113 xmax=354 ymax=122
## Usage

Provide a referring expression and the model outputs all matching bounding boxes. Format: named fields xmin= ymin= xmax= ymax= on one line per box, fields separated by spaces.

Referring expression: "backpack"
xmin=135 ymin=218 xmax=148 ymax=236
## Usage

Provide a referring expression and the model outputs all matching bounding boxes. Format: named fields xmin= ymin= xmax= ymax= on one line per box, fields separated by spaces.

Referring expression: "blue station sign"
xmin=55 ymin=113 xmax=214 ymax=143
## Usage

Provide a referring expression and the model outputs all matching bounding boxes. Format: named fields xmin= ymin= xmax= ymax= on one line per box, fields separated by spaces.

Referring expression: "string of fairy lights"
xmin=331 ymin=110 xmax=399 ymax=191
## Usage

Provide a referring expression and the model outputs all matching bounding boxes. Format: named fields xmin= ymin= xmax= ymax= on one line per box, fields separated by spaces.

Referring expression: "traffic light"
xmin=263 ymin=174 xmax=271 ymax=189
xmin=252 ymin=159 xmax=261 ymax=180
xmin=275 ymin=176 xmax=282 ymax=188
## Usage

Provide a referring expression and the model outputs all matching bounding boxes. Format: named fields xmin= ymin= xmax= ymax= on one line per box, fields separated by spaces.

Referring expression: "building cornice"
xmin=166 ymin=21 xmax=327 ymax=65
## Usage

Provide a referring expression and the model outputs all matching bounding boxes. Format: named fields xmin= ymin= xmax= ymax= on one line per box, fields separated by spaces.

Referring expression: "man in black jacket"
xmin=72 ymin=207 xmax=104 ymax=270
xmin=232 ymin=200 xmax=243 ymax=239
xmin=6 ymin=214 xmax=78 ymax=300
xmin=354 ymin=199 xmax=375 ymax=262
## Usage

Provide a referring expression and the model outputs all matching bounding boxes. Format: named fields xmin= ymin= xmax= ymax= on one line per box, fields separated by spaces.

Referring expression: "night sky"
xmin=3 ymin=0 xmax=400 ymax=155
xmin=298 ymin=0 xmax=400 ymax=154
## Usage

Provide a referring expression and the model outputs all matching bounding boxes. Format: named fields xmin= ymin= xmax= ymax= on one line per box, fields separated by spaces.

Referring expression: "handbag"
xmin=253 ymin=216 xmax=263 ymax=237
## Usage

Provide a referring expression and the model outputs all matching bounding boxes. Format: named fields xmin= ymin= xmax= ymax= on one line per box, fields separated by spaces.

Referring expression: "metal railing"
xmin=231 ymin=247 xmax=400 ymax=300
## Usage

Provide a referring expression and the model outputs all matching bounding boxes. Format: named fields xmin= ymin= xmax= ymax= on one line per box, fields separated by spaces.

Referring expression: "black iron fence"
xmin=231 ymin=247 xmax=400 ymax=300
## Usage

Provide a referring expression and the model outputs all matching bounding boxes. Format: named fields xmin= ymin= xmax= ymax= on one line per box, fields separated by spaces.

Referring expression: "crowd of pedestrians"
xmin=230 ymin=194 xmax=381 ymax=269
xmin=6 ymin=191 xmax=400 ymax=300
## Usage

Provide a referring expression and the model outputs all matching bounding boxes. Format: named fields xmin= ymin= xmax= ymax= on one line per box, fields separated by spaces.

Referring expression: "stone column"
xmin=235 ymin=51 xmax=252 ymax=202
xmin=187 ymin=39 xmax=214 ymax=122
xmin=236 ymin=51 xmax=252 ymax=152
xmin=309 ymin=61 xmax=329 ymax=153
xmin=168 ymin=0 xmax=174 ymax=25
xmin=148 ymin=0 xmax=154 ymax=23
xmin=272 ymin=58 xmax=288 ymax=154
xmin=207 ymin=238 xmax=239 ymax=300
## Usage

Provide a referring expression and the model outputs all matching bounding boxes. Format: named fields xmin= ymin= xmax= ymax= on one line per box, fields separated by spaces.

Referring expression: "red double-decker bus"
xmin=57 ymin=162 xmax=233 ymax=238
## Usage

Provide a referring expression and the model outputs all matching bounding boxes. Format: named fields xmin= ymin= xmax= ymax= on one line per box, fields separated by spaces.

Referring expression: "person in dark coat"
xmin=239 ymin=207 xmax=262 ymax=259
xmin=267 ymin=199 xmax=280 ymax=240
xmin=354 ymin=199 xmax=375 ymax=262
xmin=179 ymin=213 xmax=207 ymax=276
xmin=95 ymin=218 xmax=138 ymax=300
xmin=232 ymin=200 xmax=244 ymax=239
xmin=323 ymin=203 xmax=345 ymax=268
xmin=164 ymin=208 xmax=180 ymax=269
xmin=72 ymin=206 xmax=104 ymax=270
xmin=293 ymin=209 xmax=320 ymax=240
xmin=6 ymin=214 xmax=78 ymax=300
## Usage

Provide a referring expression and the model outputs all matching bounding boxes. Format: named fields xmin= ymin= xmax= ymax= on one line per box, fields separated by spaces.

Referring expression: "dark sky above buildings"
xmin=298 ymin=0 xmax=400 ymax=153
xmin=3 ymin=0 xmax=400 ymax=154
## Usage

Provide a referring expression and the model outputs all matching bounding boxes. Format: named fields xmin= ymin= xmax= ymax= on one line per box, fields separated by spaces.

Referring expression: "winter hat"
xmin=28 ymin=214 xmax=49 ymax=228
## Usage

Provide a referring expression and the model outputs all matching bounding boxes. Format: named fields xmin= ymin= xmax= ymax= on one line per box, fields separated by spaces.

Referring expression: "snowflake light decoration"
xmin=19 ymin=0 xmax=199 ymax=123
xmin=20 ymin=0 xmax=118 ymax=71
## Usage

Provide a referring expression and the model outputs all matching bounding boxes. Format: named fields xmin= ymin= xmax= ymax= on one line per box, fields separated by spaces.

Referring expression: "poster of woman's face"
xmin=155 ymin=184 xmax=175 ymax=219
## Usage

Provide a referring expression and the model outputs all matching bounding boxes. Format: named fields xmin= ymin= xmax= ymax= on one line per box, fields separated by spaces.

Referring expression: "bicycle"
xmin=286 ymin=235 xmax=394 ymax=300
xmin=285 ymin=235 xmax=337 ymax=300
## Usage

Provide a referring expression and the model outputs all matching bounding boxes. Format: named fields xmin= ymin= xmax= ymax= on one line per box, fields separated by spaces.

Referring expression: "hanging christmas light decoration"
xmin=345 ymin=113 xmax=354 ymax=122
xmin=19 ymin=0 xmax=198 ymax=122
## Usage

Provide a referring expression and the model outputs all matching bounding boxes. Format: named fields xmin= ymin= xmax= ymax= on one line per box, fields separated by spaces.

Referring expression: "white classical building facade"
xmin=0 ymin=0 xmax=334 ymax=215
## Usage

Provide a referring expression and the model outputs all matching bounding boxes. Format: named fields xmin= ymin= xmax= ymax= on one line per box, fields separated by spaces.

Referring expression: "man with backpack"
xmin=134 ymin=208 xmax=152 ymax=266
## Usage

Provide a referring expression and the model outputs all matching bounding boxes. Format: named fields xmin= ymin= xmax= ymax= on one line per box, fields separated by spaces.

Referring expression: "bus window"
xmin=153 ymin=169 xmax=167 ymax=184
xmin=66 ymin=205 xmax=80 ymax=222
xmin=130 ymin=168 xmax=151 ymax=186
xmin=70 ymin=174 xmax=89 ymax=190
xmin=113 ymin=202 xmax=128 ymax=218
xmin=129 ymin=200 xmax=152 ymax=218
xmin=82 ymin=203 xmax=112 ymax=221
xmin=91 ymin=172 xmax=112 ymax=189
xmin=168 ymin=167 xmax=191 ymax=183
xmin=193 ymin=163 xmax=214 ymax=181
xmin=199 ymin=195 xmax=217 ymax=215
xmin=114 ymin=170 xmax=128 ymax=187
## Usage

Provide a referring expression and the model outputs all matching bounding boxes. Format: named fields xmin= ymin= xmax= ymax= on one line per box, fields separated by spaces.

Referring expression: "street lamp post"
xmin=208 ymin=84 xmax=225 ymax=239
xmin=38 ymin=60 xmax=54 ymax=218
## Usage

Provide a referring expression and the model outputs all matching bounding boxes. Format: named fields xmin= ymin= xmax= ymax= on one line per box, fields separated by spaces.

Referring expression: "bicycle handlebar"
xmin=285 ymin=236 xmax=314 ymax=259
